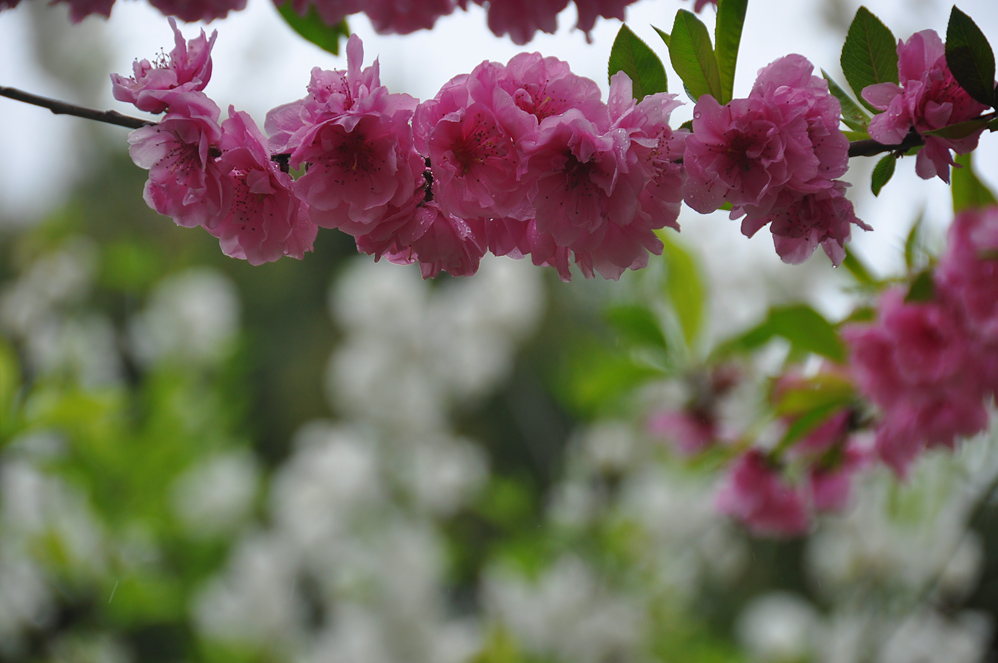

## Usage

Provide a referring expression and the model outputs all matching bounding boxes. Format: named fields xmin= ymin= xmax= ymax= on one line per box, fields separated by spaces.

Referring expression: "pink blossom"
xmin=741 ymin=184 xmax=869 ymax=266
xmin=53 ymin=0 xmax=115 ymax=21
xmin=571 ymin=0 xmax=637 ymax=40
xmin=413 ymin=62 xmax=534 ymax=221
xmin=146 ymin=0 xmax=246 ymax=21
xmin=279 ymin=37 xmax=424 ymax=237
xmin=843 ymin=287 xmax=989 ymax=476
xmin=0 ymin=0 xmax=23 ymax=11
xmin=406 ymin=204 xmax=488 ymax=278
xmin=498 ymin=52 xmax=607 ymax=126
xmin=127 ymin=91 xmax=231 ymax=230
xmin=279 ymin=0 xmax=456 ymax=35
xmin=684 ymin=55 xmax=847 ymax=216
xmin=207 ymin=109 xmax=317 ymax=265
xmin=648 ymin=410 xmax=717 ymax=456
xmin=111 ymin=18 xmax=216 ymax=114
xmin=807 ymin=442 xmax=867 ymax=513
xmin=470 ymin=0 xmax=568 ymax=45
xmin=937 ymin=206 xmax=998 ymax=340
xmin=862 ymin=30 xmax=990 ymax=182
xmin=717 ymin=450 xmax=809 ymax=537
xmin=686 ymin=0 xmax=717 ymax=11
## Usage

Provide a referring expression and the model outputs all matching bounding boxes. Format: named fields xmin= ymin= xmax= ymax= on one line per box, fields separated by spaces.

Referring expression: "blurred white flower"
xmin=128 ymin=268 xmax=240 ymax=367
xmin=879 ymin=609 xmax=991 ymax=663
xmin=170 ymin=449 xmax=259 ymax=537
xmin=736 ymin=592 xmax=817 ymax=662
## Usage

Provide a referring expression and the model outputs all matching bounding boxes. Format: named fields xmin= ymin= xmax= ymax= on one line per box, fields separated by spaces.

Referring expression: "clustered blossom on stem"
xmin=845 ymin=206 xmax=998 ymax=477
xmin=275 ymin=0 xmax=641 ymax=44
xmin=118 ymin=24 xmax=689 ymax=278
xmin=120 ymin=21 xmax=315 ymax=264
xmin=684 ymin=55 xmax=870 ymax=265
xmin=863 ymin=30 xmax=990 ymax=183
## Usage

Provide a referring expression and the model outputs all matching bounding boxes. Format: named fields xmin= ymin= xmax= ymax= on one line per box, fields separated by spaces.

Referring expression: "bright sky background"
xmin=1 ymin=0 xmax=996 ymax=294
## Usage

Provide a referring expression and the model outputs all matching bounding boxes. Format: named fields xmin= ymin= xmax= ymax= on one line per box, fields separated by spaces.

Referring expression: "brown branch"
xmin=848 ymin=129 xmax=924 ymax=158
xmin=0 ymin=86 xmax=154 ymax=130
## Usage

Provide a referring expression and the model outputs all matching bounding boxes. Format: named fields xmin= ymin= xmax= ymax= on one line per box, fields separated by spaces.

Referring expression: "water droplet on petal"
xmin=694 ymin=111 xmax=702 ymax=120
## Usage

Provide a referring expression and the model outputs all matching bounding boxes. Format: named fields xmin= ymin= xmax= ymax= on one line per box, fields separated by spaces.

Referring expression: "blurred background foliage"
xmin=4 ymin=2 xmax=998 ymax=663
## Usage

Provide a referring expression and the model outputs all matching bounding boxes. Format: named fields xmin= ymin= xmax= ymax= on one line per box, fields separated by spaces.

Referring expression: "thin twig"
xmin=0 ymin=86 xmax=153 ymax=130
xmin=848 ymin=129 xmax=925 ymax=158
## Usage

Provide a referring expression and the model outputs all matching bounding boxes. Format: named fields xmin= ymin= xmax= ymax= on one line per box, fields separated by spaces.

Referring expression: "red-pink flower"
xmin=127 ymin=91 xmax=231 ymax=230
xmin=53 ymin=0 xmax=115 ymax=21
xmin=414 ymin=62 xmax=534 ymax=221
xmin=111 ymin=18 xmax=216 ymax=114
xmin=937 ymin=206 xmax=998 ymax=340
xmin=146 ymin=0 xmax=246 ymax=21
xmin=647 ymin=410 xmax=717 ymax=456
xmin=207 ymin=109 xmax=316 ymax=265
xmin=843 ymin=287 xmax=989 ymax=476
xmin=862 ymin=30 xmax=990 ymax=182
xmin=717 ymin=450 xmax=809 ymax=537
xmin=278 ymin=0 xmax=456 ymax=35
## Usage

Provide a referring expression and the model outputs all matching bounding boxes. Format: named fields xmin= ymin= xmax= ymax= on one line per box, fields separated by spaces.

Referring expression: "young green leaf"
xmin=903 ymin=210 xmax=924 ymax=271
xmin=870 ymin=154 xmax=896 ymax=196
xmin=952 ymin=152 xmax=998 ymax=212
xmin=276 ymin=1 xmax=350 ymax=56
xmin=946 ymin=7 xmax=997 ymax=107
xmin=840 ymin=6 xmax=899 ymax=112
xmin=669 ymin=9 xmax=722 ymax=101
xmin=904 ymin=270 xmax=936 ymax=303
xmin=660 ymin=232 xmax=706 ymax=350
xmin=822 ymin=69 xmax=872 ymax=131
xmin=608 ymin=24 xmax=669 ymax=99
xmin=604 ymin=304 xmax=668 ymax=349
xmin=713 ymin=304 xmax=846 ymax=363
xmin=653 ymin=26 xmax=671 ymax=48
xmin=714 ymin=0 xmax=748 ymax=104
xmin=842 ymin=247 xmax=877 ymax=286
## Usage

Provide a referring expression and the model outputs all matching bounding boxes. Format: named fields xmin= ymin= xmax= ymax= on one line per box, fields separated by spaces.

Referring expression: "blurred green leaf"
xmin=0 ymin=339 xmax=21 ymax=439
xmin=604 ymin=304 xmax=668 ymax=349
xmin=660 ymin=233 xmax=706 ymax=351
xmin=904 ymin=212 xmax=924 ymax=271
xmin=952 ymin=152 xmax=998 ymax=212
xmin=841 ymin=247 xmax=877 ymax=285
xmin=871 ymin=154 xmax=896 ymax=196
xmin=840 ymin=6 xmax=899 ymax=112
xmin=772 ymin=373 xmax=856 ymax=417
xmin=276 ymin=1 xmax=350 ymax=56
xmin=714 ymin=0 xmax=747 ymax=104
xmin=904 ymin=269 xmax=936 ymax=303
xmin=946 ymin=6 xmax=997 ymax=107
xmin=714 ymin=304 xmax=846 ymax=363
xmin=669 ymin=10 xmax=722 ymax=101
xmin=608 ymin=24 xmax=668 ymax=98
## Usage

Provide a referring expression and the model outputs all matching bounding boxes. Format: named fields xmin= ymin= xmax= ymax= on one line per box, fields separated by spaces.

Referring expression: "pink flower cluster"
xmin=115 ymin=22 xmax=316 ymax=265
xmin=2 ymin=0 xmax=246 ymax=22
xmin=684 ymin=55 xmax=870 ymax=265
xmin=844 ymin=206 xmax=998 ymax=477
xmin=276 ymin=0 xmax=640 ymax=44
xmin=863 ymin=30 xmax=990 ymax=183
xmin=115 ymin=24 xmax=686 ymax=278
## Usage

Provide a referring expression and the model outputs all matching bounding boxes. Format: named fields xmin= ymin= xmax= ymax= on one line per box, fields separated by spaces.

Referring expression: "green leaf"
xmin=870 ymin=154 xmax=896 ymax=196
xmin=276 ymin=1 xmax=350 ymax=56
xmin=903 ymin=212 xmax=924 ymax=271
xmin=822 ymin=69 xmax=872 ymax=131
xmin=714 ymin=0 xmax=748 ymax=104
xmin=714 ymin=304 xmax=846 ymax=363
xmin=669 ymin=10 xmax=722 ymax=101
xmin=946 ymin=7 xmax=997 ymax=107
xmin=841 ymin=247 xmax=877 ymax=285
xmin=772 ymin=373 xmax=856 ymax=417
xmin=840 ymin=6 xmax=899 ymax=112
xmin=608 ymin=24 xmax=668 ymax=99
xmin=661 ymin=232 xmax=706 ymax=350
xmin=904 ymin=270 xmax=936 ymax=303
xmin=952 ymin=152 xmax=998 ymax=212
xmin=604 ymin=304 xmax=668 ymax=349
xmin=921 ymin=118 xmax=991 ymax=139
xmin=653 ymin=25 xmax=671 ymax=48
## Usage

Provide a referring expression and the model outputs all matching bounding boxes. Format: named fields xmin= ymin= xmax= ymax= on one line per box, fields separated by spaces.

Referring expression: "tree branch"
xmin=848 ymin=129 xmax=924 ymax=158
xmin=0 ymin=86 xmax=153 ymax=130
